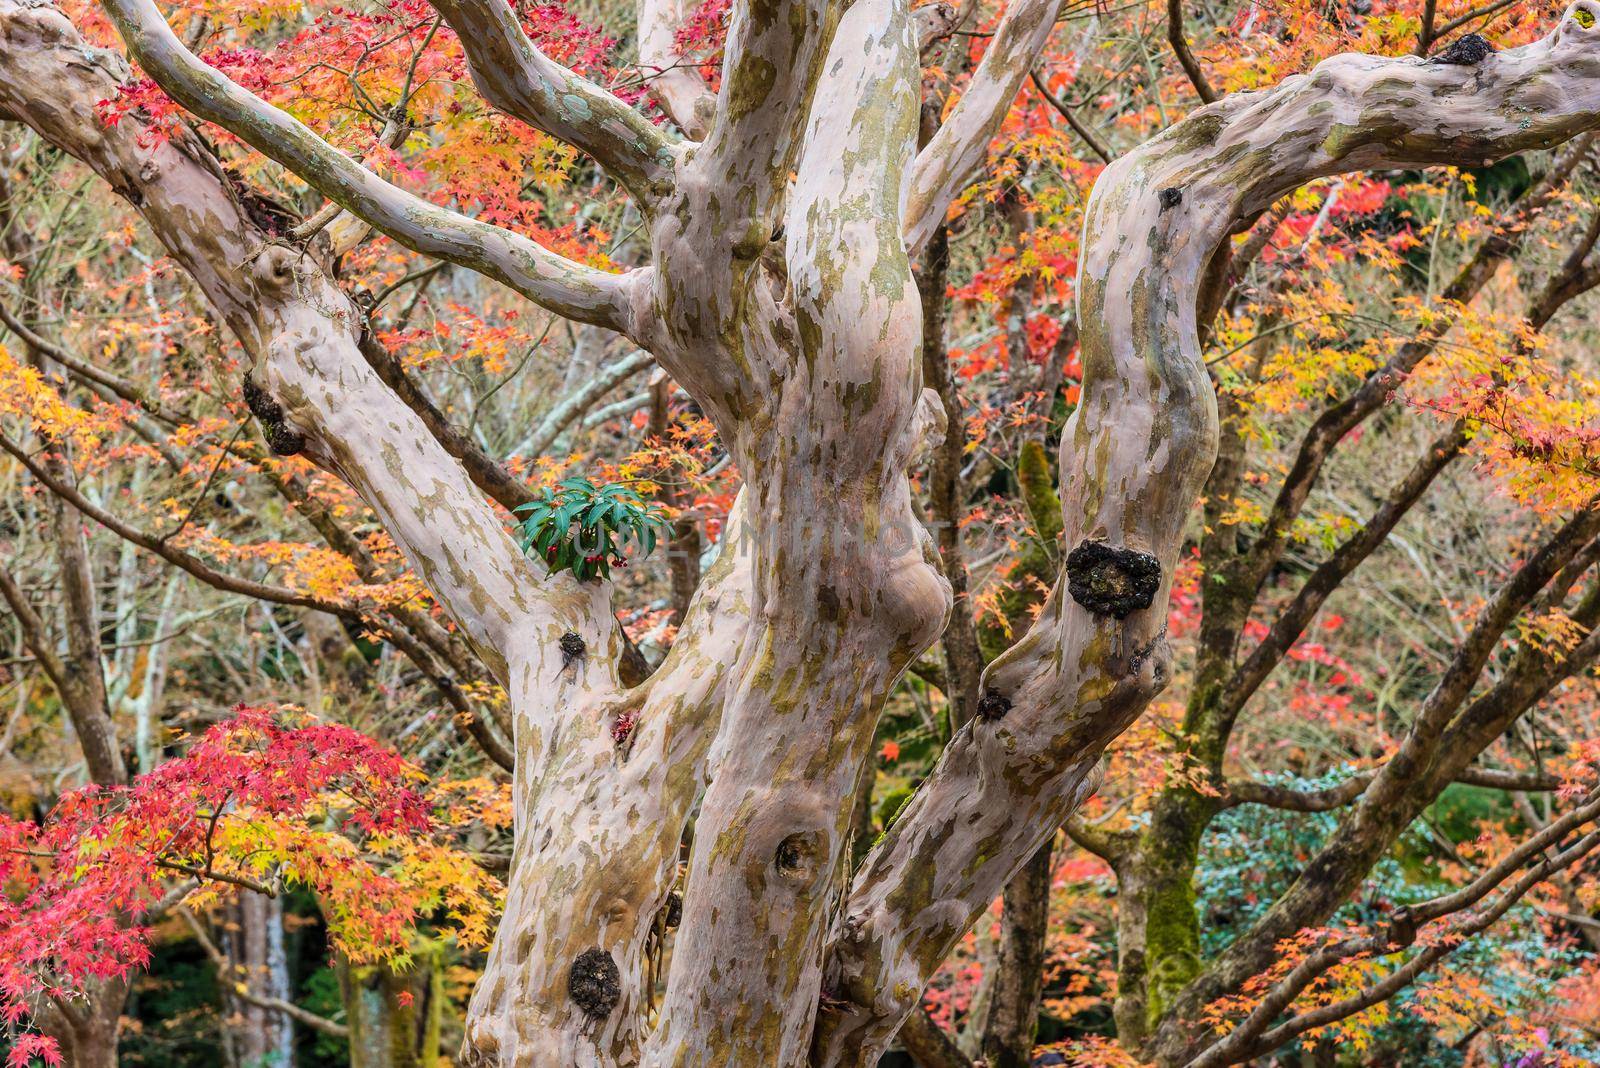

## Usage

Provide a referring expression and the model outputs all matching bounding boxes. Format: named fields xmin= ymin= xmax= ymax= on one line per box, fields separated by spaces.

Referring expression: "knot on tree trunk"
xmin=976 ymin=690 xmax=1012 ymax=721
xmin=568 ymin=948 xmax=621 ymax=1019
xmin=241 ymin=374 xmax=306 ymax=456
xmin=1066 ymin=541 xmax=1162 ymax=619
xmin=1430 ymin=33 xmax=1495 ymax=65
xmin=559 ymin=630 xmax=587 ymax=663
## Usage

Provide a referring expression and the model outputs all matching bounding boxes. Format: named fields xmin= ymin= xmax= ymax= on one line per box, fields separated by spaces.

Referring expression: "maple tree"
xmin=3 ymin=0 xmax=1600 ymax=1065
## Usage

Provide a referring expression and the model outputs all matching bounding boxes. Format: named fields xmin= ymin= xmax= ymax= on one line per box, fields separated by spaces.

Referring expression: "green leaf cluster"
xmin=514 ymin=476 xmax=669 ymax=581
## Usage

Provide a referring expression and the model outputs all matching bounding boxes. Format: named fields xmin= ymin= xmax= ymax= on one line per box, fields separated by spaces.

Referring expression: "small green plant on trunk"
xmin=515 ymin=477 xmax=670 ymax=582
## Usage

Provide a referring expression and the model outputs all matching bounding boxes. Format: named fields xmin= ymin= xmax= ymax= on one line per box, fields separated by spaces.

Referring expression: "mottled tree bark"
xmin=7 ymin=2 xmax=1600 ymax=1067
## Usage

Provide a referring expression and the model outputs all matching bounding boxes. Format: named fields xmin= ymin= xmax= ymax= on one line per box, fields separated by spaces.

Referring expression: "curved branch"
xmin=1167 ymin=0 xmax=1217 ymax=103
xmin=904 ymin=0 xmax=1066 ymax=255
xmin=0 ymin=428 xmax=346 ymax=613
xmin=818 ymin=13 xmax=1600 ymax=1061
xmin=427 ymin=0 xmax=676 ymax=203
xmin=96 ymin=0 xmax=646 ymax=333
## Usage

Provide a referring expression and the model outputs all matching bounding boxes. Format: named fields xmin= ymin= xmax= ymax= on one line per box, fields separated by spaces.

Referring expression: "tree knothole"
xmin=241 ymin=374 xmax=306 ymax=456
xmin=568 ymin=947 xmax=621 ymax=1019
xmin=1066 ymin=540 xmax=1162 ymax=619
xmin=774 ymin=830 xmax=822 ymax=884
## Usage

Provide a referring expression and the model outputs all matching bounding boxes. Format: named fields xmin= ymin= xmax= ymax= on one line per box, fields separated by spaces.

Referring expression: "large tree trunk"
xmin=7 ymin=2 xmax=1600 ymax=1066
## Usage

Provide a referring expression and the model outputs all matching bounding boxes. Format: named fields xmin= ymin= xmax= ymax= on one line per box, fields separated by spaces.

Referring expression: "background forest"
xmin=3 ymin=0 xmax=1600 ymax=1065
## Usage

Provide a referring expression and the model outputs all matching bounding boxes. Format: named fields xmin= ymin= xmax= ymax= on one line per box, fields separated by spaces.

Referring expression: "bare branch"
xmin=1167 ymin=0 xmax=1217 ymax=102
xmin=0 ymin=428 xmax=347 ymax=613
xmin=1219 ymin=421 xmax=1469 ymax=731
xmin=427 ymin=0 xmax=676 ymax=204
xmin=1030 ymin=67 xmax=1113 ymax=164
xmin=1235 ymin=131 xmax=1595 ymax=603
xmin=524 ymin=349 xmax=656 ymax=459
xmin=822 ymin=17 xmax=1600 ymax=1059
xmin=904 ymin=0 xmax=1066 ymax=255
xmin=1186 ymin=793 xmax=1600 ymax=1068
xmin=1224 ymin=765 xmax=1562 ymax=812
xmin=0 ymin=298 xmax=184 ymax=423
xmin=95 ymin=0 xmax=647 ymax=333
xmin=178 ymin=908 xmax=351 ymax=1038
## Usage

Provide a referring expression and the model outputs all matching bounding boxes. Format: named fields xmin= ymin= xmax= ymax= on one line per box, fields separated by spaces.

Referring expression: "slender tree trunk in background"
xmin=0 ymin=199 xmax=133 ymax=1066
xmin=225 ymin=893 xmax=295 ymax=1067
xmin=648 ymin=373 xmax=701 ymax=630
xmin=979 ymin=840 xmax=1054 ymax=1068
xmin=338 ymin=943 xmax=442 ymax=1068
xmin=1111 ymin=374 xmax=1255 ymax=1048
xmin=918 ymin=223 xmax=984 ymax=730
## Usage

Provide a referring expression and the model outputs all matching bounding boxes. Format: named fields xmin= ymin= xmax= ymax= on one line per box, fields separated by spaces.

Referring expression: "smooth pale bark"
xmin=11 ymin=2 xmax=1600 ymax=1067
xmin=814 ymin=12 xmax=1600 ymax=1063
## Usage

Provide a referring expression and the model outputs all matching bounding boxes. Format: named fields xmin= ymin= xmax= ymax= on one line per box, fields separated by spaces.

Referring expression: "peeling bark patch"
xmin=241 ymin=375 xmax=305 ymax=455
xmin=567 ymin=948 xmax=620 ymax=1018
xmin=976 ymin=690 xmax=1011 ymax=721
xmin=1127 ymin=626 xmax=1168 ymax=681
xmin=1157 ymin=187 xmax=1183 ymax=210
xmin=1430 ymin=33 xmax=1494 ymax=65
xmin=1066 ymin=540 xmax=1161 ymax=618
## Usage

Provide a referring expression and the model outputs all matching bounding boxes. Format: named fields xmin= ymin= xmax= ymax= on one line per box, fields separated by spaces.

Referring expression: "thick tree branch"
xmin=427 ymin=0 xmax=676 ymax=204
xmin=95 ymin=0 xmax=647 ymax=334
xmin=819 ymin=15 xmax=1600 ymax=1060
xmin=904 ymin=0 xmax=1066 ymax=255
xmin=1 ymin=0 xmax=626 ymax=687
